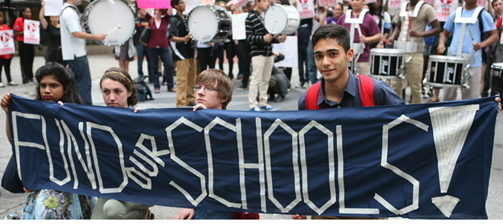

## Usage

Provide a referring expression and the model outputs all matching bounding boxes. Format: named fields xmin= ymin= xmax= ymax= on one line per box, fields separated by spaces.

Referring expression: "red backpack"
xmin=305 ymin=75 xmax=375 ymax=110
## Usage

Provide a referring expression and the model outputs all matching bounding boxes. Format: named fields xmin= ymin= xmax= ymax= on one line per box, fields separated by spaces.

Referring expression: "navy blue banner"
xmin=7 ymin=94 xmax=498 ymax=219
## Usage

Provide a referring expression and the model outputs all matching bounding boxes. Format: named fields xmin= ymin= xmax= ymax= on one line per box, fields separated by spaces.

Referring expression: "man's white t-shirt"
xmin=60 ymin=3 xmax=86 ymax=60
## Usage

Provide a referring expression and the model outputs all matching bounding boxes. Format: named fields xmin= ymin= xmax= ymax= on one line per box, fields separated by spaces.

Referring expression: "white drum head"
xmin=264 ymin=6 xmax=288 ymax=35
xmin=492 ymin=62 xmax=503 ymax=69
xmin=188 ymin=6 xmax=218 ymax=43
xmin=85 ymin=0 xmax=135 ymax=46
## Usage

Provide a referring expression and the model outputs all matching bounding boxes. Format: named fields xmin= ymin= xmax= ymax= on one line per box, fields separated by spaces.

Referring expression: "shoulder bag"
xmin=139 ymin=18 xmax=153 ymax=45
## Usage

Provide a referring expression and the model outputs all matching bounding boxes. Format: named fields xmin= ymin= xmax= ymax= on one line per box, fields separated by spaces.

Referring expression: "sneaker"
xmin=0 ymin=83 xmax=4 ymax=88
xmin=7 ymin=81 xmax=18 ymax=86
xmin=250 ymin=106 xmax=262 ymax=111
xmin=238 ymin=85 xmax=247 ymax=90
xmin=259 ymin=104 xmax=275 ymax=111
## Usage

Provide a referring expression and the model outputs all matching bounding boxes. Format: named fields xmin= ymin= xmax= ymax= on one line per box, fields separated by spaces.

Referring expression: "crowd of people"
xmin=0 ymin=0 xmax=502 ymax=220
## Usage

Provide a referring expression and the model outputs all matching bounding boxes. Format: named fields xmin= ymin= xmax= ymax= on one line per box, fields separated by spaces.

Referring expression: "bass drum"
xmin=264 ymin=5 xmax=300 ymax=35
xmin=187 ymin=5 xmax=231 ymax=43
xmin=82 ymin=0 xmax=135 ymax=46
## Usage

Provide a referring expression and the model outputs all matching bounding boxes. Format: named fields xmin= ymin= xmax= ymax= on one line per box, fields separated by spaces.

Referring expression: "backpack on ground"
xmin=133 ymin=76 xmax=153 ymax=101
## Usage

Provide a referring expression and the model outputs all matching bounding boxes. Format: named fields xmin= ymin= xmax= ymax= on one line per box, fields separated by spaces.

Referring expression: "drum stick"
xmin=107 ymin=25 xmax=121 ymax=35
xmin=186 ymin=20 xmax=197 ymax=44
xmin=271 ymin=20 xmax=277 ymax=35
xmin=467 ymin=27 xmax=481 ymax=57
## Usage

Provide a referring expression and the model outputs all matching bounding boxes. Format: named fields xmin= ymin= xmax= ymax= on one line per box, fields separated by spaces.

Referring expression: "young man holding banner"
xmin=295 ymin=23 xmax=501 ymax=220
xmin=173 ymin=69 xmax=259 ymax=220
xmin=294 ymin=23 xmax=404 ymax=219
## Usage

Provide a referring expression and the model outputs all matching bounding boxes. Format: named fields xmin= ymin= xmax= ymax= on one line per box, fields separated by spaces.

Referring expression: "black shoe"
xmin=186 ymin=102 xmax=196 ymax=106
xmin=238 ymin=84 xmax=247 ymax=90
xmin=274 ymin=95 xmax=285 ymax=102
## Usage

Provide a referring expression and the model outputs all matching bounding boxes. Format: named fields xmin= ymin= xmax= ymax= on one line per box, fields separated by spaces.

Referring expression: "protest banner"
xmin=23 ymin=20 xmax=40 ymax=45
xmin=8 ymin=95 xmax=498 ymax=218
xmin=0 ymin=30 xmax=15 ymax=55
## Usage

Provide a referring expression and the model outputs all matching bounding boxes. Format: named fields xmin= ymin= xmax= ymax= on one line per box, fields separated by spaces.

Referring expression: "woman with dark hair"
xmin=90 ymin=67 xmax=154 ymax=219
xmin=325 ymin=3 xmax=344 ymax=24
xmin=2 ymin=62 xmax=94 ymax=219
xmin=367 ymin=0 xmax=391 ymax=48
xmin=138 ymin=8 xmax=175 ymax=93
xmin=13 ymin=7 xmax=35 ymax=84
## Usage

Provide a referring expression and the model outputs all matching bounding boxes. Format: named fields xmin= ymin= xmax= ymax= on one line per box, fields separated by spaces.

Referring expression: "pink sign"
xmin=388 ymin=0 xmax=402 ymax=9
xmin=137 ymin=0 xmax=172 ymax=9
xmin=319 ymin=0 xmax=339 ymax=7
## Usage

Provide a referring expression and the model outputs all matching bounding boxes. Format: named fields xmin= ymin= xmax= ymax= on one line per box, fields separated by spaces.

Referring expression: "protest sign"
xmin=23 ymin=20 xmax=40 ymax=45
xmin=8 ymin=95 xmax=497 ymax=218
xmin=0 ymin=30 xmax=15 ymax=55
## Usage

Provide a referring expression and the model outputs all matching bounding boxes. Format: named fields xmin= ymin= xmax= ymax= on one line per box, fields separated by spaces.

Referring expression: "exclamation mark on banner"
xmin=428 ymin=105 xmax=479 ymax=217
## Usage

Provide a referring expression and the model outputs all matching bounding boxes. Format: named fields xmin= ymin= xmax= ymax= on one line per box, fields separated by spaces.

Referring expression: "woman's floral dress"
xmin=4 ymin=189 xmax=94 ymax=219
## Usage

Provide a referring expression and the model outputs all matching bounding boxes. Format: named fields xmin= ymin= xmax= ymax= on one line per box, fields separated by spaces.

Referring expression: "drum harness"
xmin=451 ymin=6 xmax=483 ymax=88
xmin=60 ymin=4 xmax=81 ymax=23
xmin=398 ymin=1 xmax=424 ymax=63
xmin=345 ymin=9 xmax=368 ymax=75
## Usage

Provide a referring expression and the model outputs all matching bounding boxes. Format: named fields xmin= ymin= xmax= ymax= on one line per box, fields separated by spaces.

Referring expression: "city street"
xmin=0 ymin=54 xmax=501 ymax=219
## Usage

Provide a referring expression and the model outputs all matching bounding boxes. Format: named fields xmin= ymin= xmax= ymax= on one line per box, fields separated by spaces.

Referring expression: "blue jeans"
xmin=136 ymin=44 xmax=147 ymax=77
xmin=146 ymin=47 xmax=174 ymax=89
xmin=307 ymin=41 xmax=319 ymax=84
xmin=193 ymin=209 xmax=234 ymax=219
xmin=298 ymin=44 xmax=309 ymax=85
xmin=66 ymin=56 xmax=92 ymax=105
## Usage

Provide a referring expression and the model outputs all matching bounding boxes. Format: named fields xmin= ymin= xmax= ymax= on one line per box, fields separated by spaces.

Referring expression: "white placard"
xmin=232 ymin=0 xmax=248 ymax=8
xmin=297 ymin=0 xmax=315 ymax=19
xmin=232 ymin=13 xmax=248 ymax=40
xmin=0 ymin=30 xmax=15 ymax=55
xmin=23 ymin=20 xmax=40 ymax=45
xmin=44 ymin=0 xmax=64 ymax=16
xmin=435 ymin=0 xmax=458 ymax=22
xmin=272 ymin=36 xmax=298 ymax=68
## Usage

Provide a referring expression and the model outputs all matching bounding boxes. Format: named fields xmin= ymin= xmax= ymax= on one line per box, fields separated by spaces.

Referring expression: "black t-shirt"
xmin=44 ymin=24 xmax=61 ymax=47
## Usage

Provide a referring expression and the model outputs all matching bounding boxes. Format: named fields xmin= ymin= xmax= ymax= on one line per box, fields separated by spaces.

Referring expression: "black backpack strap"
xmin=478 ymin=8 xmax=485 ymax=40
